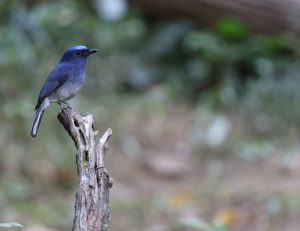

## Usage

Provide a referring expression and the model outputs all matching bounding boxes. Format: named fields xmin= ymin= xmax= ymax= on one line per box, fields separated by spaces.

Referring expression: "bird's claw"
xmin=58 ymin=101 xmax=72 ymax=109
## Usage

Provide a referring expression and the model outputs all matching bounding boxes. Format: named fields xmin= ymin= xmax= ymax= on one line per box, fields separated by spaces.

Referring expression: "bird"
xmin=31 ymin=45 xmax=98 ymax=137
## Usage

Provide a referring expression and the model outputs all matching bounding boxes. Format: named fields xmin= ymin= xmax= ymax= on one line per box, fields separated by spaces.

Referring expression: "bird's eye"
xmin=75 ymin=51 xmax=82 ymax=56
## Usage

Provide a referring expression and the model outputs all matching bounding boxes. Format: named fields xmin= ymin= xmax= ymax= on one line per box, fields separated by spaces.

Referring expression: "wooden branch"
xmin=57 ymin=106 xmax=113 ymax=231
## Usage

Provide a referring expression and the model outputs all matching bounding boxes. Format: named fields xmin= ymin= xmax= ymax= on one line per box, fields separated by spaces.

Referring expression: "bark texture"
xmin=57 ymin=106 xmax=113 ymax=231
xmin=133 ymin=0 xmax=300 ymax=34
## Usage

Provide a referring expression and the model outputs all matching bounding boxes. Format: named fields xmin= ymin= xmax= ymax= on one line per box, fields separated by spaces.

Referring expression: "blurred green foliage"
xmin=0 ymin=0 xmax=297 ymax=104
xmin=181 ymin=217 xmax=229 ymax=231
xmin=0 ymin=222 xmax=23 ymax=228
xmin=215 ymin=17 xmax=248 ymax=42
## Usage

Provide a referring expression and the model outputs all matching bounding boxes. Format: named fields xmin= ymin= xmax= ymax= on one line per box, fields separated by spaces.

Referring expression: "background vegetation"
xmin=1 ymin=1 xmax=300 ymax=231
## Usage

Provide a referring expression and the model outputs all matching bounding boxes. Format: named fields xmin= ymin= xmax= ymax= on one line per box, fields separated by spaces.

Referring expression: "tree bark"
xmin=132 ymin=0 xmax=300 ymax=34
xmin=57 ymin=106 xmax=113 ymax=231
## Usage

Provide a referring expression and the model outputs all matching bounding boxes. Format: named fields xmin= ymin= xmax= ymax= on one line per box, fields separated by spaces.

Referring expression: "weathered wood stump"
xmin=57 ymin=106 xmax=113 ymax=231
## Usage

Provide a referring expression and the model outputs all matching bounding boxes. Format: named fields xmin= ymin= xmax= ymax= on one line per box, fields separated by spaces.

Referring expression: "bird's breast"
xmin=49 ymin=72 xmax=86 ymax=102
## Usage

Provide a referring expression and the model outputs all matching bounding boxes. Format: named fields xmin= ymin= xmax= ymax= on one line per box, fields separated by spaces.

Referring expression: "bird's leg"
xmin=58 ymin=101 xmax=71 ymax=109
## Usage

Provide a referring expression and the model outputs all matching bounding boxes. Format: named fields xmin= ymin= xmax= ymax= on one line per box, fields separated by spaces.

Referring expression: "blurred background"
xmin=1 ymin=0 xmax=300 ymax=231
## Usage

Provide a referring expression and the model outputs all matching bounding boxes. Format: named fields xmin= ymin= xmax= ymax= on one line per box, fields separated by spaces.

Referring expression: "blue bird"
xmin=31 ymin=45 xmax=98 ymax=137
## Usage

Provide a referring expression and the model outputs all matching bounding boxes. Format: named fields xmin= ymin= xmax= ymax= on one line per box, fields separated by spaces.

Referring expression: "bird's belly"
xmin=49 ymin=81 xmax=83 ymax=102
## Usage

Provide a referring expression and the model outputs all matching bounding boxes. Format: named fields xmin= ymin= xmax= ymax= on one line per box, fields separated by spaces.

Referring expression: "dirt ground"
xmin=2 ymin=96 xmax=300 ymax=231
xmin=104 ymin=102 xmax=300 ymax=231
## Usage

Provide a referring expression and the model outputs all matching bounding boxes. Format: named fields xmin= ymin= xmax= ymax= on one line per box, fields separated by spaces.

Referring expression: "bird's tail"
xmin=31 ymin=99 xmax=50 ymax=137
xmin=31 ymin=108 xmax=45 ymax=137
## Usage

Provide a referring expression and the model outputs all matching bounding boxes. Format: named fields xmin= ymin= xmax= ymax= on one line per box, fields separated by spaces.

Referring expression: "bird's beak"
xmin=87 ymin=49 xmax=98 ymax=55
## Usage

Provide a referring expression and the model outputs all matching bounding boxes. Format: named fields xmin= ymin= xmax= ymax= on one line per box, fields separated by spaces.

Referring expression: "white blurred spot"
xmin=206 ymin=116 xmax=231 ymax=147
xmin=121 ymin=135 xmax=140 ymax=158
xmin=95 ymin=0 xmax=127 ymax=21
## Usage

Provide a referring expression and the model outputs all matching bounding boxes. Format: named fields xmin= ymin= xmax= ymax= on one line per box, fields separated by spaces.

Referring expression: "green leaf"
xmin=215 ymin=17 xmax=248 ymax=42
xmin=214 ymin=224 xmax=230 ymax=231
xmin=262 ymin=35 xmax=289 ymax=56
xmin=181 ymin=217 xmax=215 ymax=231
xmin=0 ymin=222 xmax=23 ymax=228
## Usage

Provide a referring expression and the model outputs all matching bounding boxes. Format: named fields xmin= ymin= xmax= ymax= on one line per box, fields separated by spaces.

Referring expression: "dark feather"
xmin=34 ymin=64 xmax=70 ymax=110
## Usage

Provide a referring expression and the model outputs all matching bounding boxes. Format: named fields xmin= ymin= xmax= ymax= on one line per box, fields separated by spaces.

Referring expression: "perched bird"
xmin=31 ymin=45 xmax=98 ymax=137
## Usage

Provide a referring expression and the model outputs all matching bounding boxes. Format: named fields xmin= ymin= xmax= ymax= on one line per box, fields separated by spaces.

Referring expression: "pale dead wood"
xmin=57 ymin=106 xmax=113 ymax=231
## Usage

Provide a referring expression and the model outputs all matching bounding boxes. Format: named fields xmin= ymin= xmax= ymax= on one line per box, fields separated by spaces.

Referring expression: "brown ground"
xmin=105 ymin=101 xmax=300 ymax=231
xmin=2 ymin=95 xmax=300 ymax=231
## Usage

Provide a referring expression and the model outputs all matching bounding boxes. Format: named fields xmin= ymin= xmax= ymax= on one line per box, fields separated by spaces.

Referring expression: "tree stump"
xmin=57 ymin=106 xmax=113 ymax=231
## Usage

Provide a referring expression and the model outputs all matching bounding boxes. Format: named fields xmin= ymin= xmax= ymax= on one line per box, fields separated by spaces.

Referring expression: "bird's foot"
xmin=58 ymin=101 xmax=72 ymax=109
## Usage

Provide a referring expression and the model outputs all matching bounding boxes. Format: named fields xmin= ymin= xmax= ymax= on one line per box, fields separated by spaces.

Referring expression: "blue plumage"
xmin=31 ymin=45 xmax=98 ymax=137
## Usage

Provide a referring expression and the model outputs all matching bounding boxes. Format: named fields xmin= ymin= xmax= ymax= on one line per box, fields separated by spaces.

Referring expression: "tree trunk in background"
xmin=132 ymin=0 xmax=300 ymax=34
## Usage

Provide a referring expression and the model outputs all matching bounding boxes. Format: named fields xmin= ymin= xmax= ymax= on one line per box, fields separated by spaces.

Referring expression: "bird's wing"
xmin=34 ymin=64 xmax=70 ymax=110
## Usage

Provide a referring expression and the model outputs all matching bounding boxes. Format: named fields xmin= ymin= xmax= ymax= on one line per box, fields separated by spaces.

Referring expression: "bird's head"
xmin=60 ymin=45 xmax=98 ymax=63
